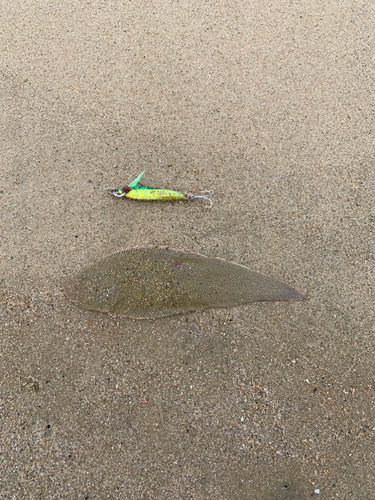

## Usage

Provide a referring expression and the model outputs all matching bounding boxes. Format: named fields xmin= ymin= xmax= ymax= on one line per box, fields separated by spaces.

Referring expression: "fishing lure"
xmin=108 ymin=171 xmax=212 ymax=206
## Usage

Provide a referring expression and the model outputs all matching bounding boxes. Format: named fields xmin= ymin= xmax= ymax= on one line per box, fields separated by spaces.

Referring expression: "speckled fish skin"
xmin=64 ymin=248 xmax=306 ymax=319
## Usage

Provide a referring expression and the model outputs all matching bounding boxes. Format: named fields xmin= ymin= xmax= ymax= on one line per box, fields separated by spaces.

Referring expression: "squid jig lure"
xmin=108 ymin=172 xmax=212 ymax=207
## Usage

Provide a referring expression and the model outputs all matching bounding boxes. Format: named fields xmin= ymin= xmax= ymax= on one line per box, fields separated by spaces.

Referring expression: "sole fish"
xmin=64 ymin=248 xmax=306 ymax=319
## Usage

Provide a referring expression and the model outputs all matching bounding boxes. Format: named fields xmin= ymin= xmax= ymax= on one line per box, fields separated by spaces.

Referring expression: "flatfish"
xmin=64 ymin=248 xmax=306 ymax=319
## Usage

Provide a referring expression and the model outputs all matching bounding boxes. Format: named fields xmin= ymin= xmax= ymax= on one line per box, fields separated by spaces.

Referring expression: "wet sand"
xmin=1 ymin=1 xmax=374 ymax=498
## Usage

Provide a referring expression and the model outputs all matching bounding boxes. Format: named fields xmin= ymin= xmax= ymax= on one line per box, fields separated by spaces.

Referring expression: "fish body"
xmin=65 ymin=248 xmax=305 ymax=319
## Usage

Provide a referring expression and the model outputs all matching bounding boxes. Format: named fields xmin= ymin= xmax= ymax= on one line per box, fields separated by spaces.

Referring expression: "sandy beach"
xmin=1 ymin=1 xmax=374 ymax=498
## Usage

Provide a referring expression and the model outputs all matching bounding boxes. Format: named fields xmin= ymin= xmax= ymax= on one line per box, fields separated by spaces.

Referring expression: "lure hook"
xmin=185 ymin=191 xmax=213 ymax=207
xmin=108 ymin=189 xmax=127 ymax=198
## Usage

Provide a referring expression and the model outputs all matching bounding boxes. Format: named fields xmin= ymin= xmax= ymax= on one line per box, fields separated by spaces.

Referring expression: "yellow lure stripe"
xmin=125 ymin=189 xmax=185 ymax=201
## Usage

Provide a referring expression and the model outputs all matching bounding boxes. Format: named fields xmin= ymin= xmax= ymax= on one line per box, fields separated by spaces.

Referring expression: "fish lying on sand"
xmin=65 ymin=247 xmax=306 ymax=319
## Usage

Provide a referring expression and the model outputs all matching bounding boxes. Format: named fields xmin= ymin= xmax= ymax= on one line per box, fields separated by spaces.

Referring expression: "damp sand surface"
xmin=1 ymin=1 xmax=374 ymax=498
